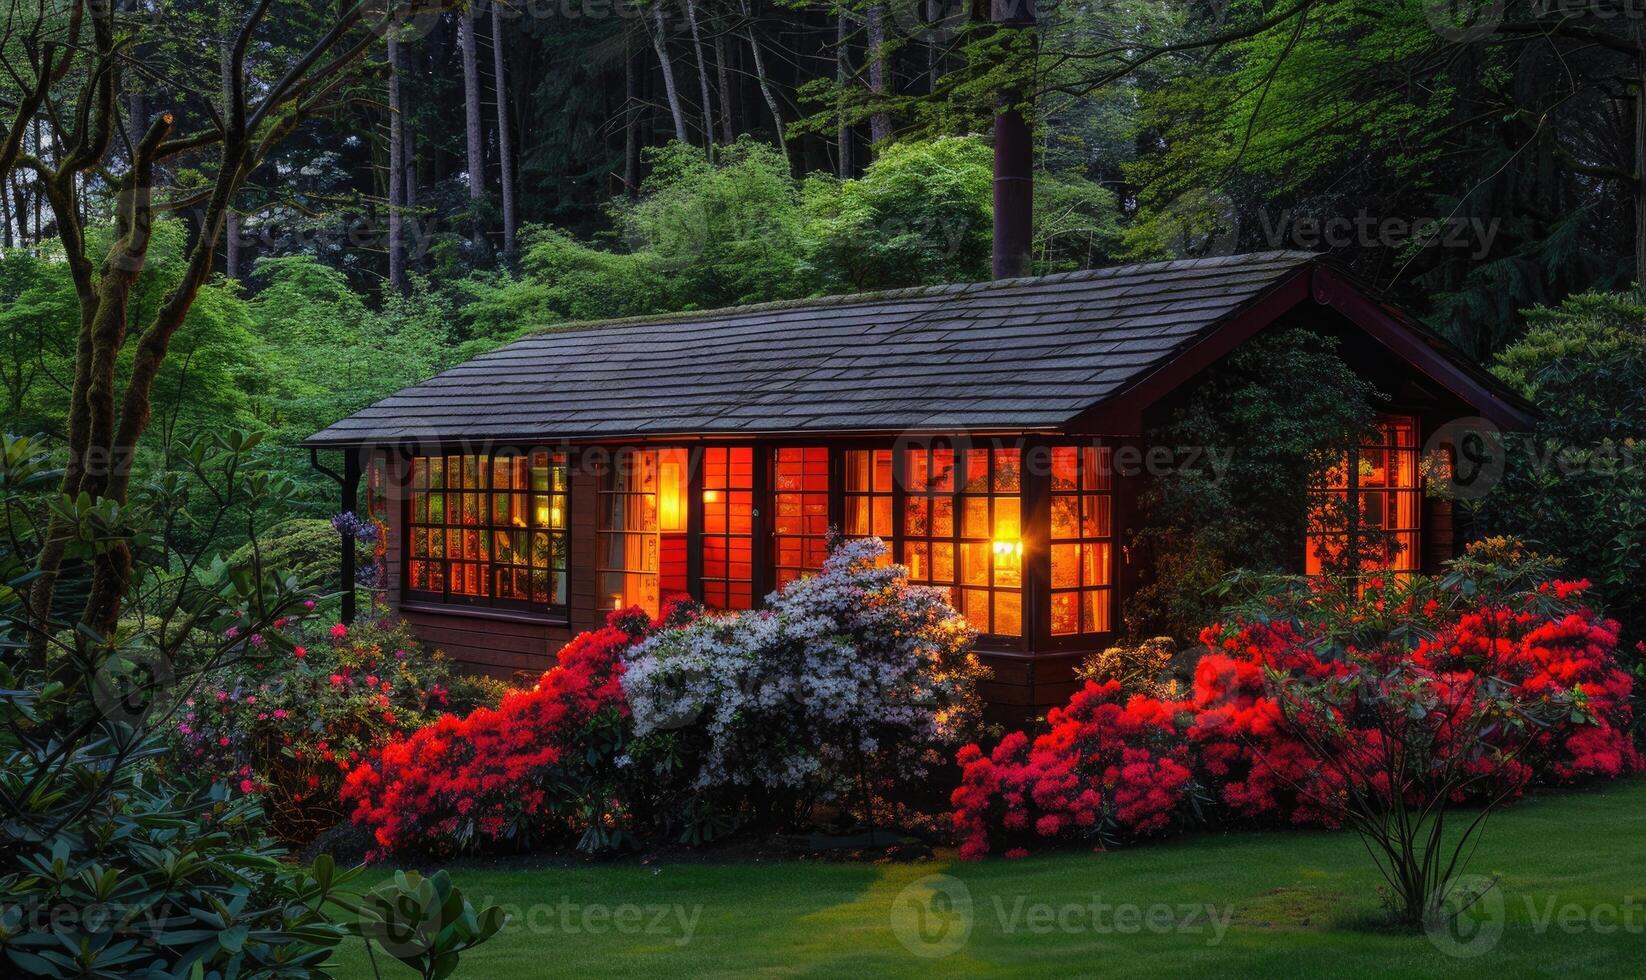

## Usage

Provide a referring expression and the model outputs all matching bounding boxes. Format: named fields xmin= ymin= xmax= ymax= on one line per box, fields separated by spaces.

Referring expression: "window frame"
xmin=401 ymin=446 xmax=571 ymax=619
xmin=1306 ymin=415 xmax=1423 ymax=578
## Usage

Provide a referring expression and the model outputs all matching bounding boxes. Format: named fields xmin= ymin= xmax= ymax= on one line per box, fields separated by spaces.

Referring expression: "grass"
xmin=327 ymin=777 xmax=1646 ymax=978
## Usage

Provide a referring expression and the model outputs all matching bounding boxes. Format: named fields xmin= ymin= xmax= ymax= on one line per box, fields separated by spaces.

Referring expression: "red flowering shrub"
xmin=954 ymin=541 xmax=1642 ymax=859
xmin=952 ymin=681 xmax=1193 ymax=859
xmin=340 ymin=601 xmax=697 ymax=857
xmin=163 ymin=616 xmax=480 ymax=843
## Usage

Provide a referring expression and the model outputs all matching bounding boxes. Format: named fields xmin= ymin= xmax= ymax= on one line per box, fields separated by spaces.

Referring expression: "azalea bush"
xmin=163 ymin=616 xmax=498 ymax=843
xmin=340 ymin=602 xmax=695 ymax=857
xmin=953 ymin=540 xmax=1642 ymax=861
xmin=623 ymin=537 xmax=988 ymax=831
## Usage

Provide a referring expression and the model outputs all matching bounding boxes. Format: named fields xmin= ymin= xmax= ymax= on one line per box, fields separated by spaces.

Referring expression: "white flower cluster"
xmin=621 ymin=537 xmax=986 ymax=799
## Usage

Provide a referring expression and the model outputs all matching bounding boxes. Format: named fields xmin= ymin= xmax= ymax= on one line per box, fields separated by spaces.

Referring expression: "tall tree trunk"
xmin=1 ymin=178 xmax=11 ymax=249
xmin=220 ymin=38 xmax=240 ymax=283
xmin=459 ymin=9 xmax=485 ymax=213
xmin=490 ymin=0 xmax=517 ymax=260
xmin=388 ymin=23 xmax=407 ymax=293
xmin=715 ymin=33 xmax=736 ymax=143
xmin=684 ymin=0 xmax=716 ymax=159
xmin=926 ymin=0 xmax=942 ymax=91
xmin=650 ymin=2 xmax=690 ymax=143
xmin=740 ymin=0 xmax=789 ymax=167
xmin=867 ymin=5 xmax=891 ymax=147
xmin=837 ymin=11 xmax=853 ymax=178
xmin=625 ymin=32 xmax=642 ymax=196
xmin=1637 ymin=39 xmax=1646 ymax=286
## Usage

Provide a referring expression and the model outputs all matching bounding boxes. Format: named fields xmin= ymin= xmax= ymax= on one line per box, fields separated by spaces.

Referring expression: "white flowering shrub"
xmin=622 ymin=537 xmax=987 ymax=818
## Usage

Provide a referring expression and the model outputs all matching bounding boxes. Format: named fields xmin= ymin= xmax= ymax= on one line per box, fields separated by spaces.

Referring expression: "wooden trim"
xmin=399 ymin=601 xmax=569 ymax=627
xmin=1069 ymin=272 xmax=1314 ymax=435
xmin=1309 ymin=268 xmax=1537 ymax=432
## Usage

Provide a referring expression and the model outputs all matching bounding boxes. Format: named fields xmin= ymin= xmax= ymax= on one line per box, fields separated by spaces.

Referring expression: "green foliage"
xmin=1487 ymin=290 xmax=1646 ymax=645
xmin=0 ymin=222 xmax=258 ymax=447
xmin=350 ymin=870 xmax=508 ymax=980
xmin=617 ymin=139 xmax=812 ymax=308
xmin=0 ymin=429 xmax=502 ymax=979
xmin=160 ymin=616 xmax=499 ymax=844
xmin=1128 ymin=327 xmax=1381 ymax=640
xmin=803 ymin=136 xmax=994 ymax=291
xmin=226 ymin=518 xmax=342 ymax=598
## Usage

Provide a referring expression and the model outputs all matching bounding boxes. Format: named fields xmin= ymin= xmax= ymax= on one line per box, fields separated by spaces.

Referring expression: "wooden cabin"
xmin=306 ymin=251 xmax=1534 ymax=714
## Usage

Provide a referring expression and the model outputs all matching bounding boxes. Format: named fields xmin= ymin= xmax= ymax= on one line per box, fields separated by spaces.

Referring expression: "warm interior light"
xmin=659 ymin=460 xmax=686 ymax=532
xmin=703 ymin=489 xmax=722 ymax=506
xmin=993 ymin=539 xmax=1023 ymax=557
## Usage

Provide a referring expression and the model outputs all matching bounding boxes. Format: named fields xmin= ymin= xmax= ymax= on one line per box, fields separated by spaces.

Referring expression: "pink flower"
xmin=366 ymin=675 xmax=378 ymax=687
xmin=245 ymin=695 xmax=257 ymax=705
xmin=249 ymin=633 xmax=266 ymax=647
xmin=273 ymin=709 xmax=287 ymax=719
xmin=240 ymin=779 xmax=255 ymax=794
xmin=304 ymin=600 xmax=317 ymax=610
xmin=294 ymin=646 xmax=307 ymax=659
xmin=219 ymin=737 xmax=230 ymax=747
xmin=329 ymin=674 xmax=344 ymax=686
xmin=330 ymin=623 xmax=348 ymax=639
xmin=224 ymin=626 xmax=240 ymax=640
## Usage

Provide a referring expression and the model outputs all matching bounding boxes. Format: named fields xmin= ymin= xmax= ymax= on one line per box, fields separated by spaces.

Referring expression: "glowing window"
xmin=844 ymin=449 xmax=894 ymax=563
xmin=598 ymin=449 xmax=661 ymax=616
xmin=904 ymin=445 xmax=1023 ymax=637
xmin=1049 ymin=445 xmax=1112 ymax=636
xmin=407 ymin=451 xmax=568 ymax=611
xmin=773 ymin=447 xmax=830 ymax=588
xmin=1307 ymin=416 xmax=1421 ymax=576
xmin=701 ymin=447 xmax=754 ymax=610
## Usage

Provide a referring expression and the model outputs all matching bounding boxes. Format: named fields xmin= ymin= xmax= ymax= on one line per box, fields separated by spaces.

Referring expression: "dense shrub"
xmin=953 ymin=542 xmax=1641 ymax=859
xmin=164 ymin=616 xmax=494 ymax=843
xmin=340 ymin=603 xmax=689 ymax=857
xmin=344 ymin=539 xmax=988 ymax=857
xmin=624 ymin=537 xmax=987 ymax=823
xmin=1488 ymin=289 xmax=1646 ymax=648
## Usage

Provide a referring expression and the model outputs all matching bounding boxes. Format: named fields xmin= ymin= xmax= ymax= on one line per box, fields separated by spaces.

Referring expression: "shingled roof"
xmin=304 ymin=251 xmax=1432 ymax=447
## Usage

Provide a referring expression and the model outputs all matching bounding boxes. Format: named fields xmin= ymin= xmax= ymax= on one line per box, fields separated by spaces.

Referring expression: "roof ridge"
xmin=515 ymin=250 xmax=1321 ymax=341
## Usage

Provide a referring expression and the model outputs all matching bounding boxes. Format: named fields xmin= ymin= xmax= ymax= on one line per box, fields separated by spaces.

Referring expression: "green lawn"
xmin=328 ymin=778 xmax=1646 ymax=978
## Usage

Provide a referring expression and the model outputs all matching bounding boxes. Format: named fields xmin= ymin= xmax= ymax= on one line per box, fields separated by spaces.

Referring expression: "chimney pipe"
xmin=992 ymin=0 xmax=1036 ymax=280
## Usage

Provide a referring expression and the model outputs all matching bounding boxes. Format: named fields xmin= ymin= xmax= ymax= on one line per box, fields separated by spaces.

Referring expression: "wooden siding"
xmin=401 ymin=605 xmax=570 ymax=681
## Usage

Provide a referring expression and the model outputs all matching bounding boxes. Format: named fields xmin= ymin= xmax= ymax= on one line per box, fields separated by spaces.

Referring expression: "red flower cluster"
xmin=953 ymin=577 xmax=1641 ymax=859
xmin=952 ymin=680 xmax=1192 ymax=860
xmin=341 ymin=603 xmax=684 ymax=857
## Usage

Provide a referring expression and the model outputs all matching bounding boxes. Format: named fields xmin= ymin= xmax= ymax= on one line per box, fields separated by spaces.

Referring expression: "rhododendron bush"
xmin=344 ymin=538 xmax=988 ymax=856
xmin=340 ymin=603 xmax=690 ymax=856
xmin=624 ymin=537 xmax=987 ymax=818
xmin=954 ymin=541 xmax=1641 ymax=861
xmin=163 ymin=616 xmax=483 ymax=843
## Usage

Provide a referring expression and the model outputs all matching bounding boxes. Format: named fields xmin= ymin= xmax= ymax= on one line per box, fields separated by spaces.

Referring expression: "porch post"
xmin=340 ymin=449 xmax=363 ymax=624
